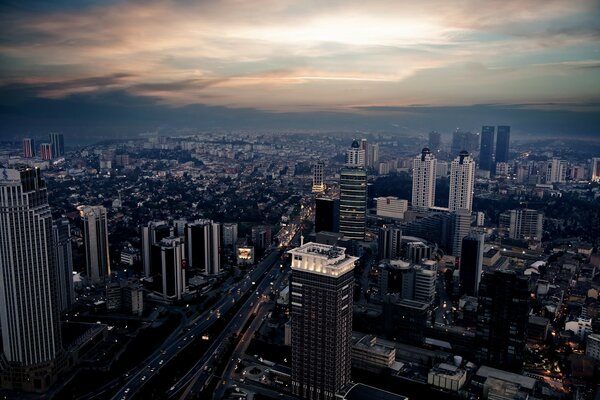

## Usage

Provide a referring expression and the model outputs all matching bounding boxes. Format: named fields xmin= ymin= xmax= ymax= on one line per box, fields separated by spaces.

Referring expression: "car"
xmin=124 ymin=388 xmax=130 ymax=393
xmin=141 ymin=375 xmax=146 ymax=381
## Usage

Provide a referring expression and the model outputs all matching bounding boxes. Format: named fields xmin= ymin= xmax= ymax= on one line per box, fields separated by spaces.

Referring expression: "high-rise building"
xmin=547 ymin=158 xmax=567 ymax=183
xmin=251 ymin=224 xmax=271 ymax=251
xmin=451 ymin=130 xmax=479 ymax=155
xmin=339 ymin=167 xmax=367 ymax=240
xmin=0 ymin=167 xmax=62 ymax=392
xmin=449 ymin=151 xmax=475 ymax=212
xmin=428 ymin=131 xmax=441 ymax=151
xmin=360 ymin=138 xmax=369 ymax=167
xmin=452 ymin=209 xmax=472 ymax=258
xmin=53 ymin=218 xmax=74 ymax=312
xmin=141 ymin=221 xmax=174 ymax=277
xmin=345 ymin=139 xmax=365 ymax=167
xmin=479 ymin=126 xmax=495 ymax=172
xmin=412 ymin=148 xmax=437 ymax=210
xmin=378 ymin=224 xmax=402 ymax=260
xmin=499 ymin=209 xmax=543 ymax=242
xmin=368 ymin=143 xmax=379 ymax=168
xmin=186 ymin=220 xmax=221 ymax=275
xmin=79 ymin=205 xmax=110 ymax=285
xmin=476 ymin=270 xmax=530 ymax=372
xmin=315 ymin=197 xmax=339 ymax=233
xmin=459 ymin=233 xmax=484 ymax=297
xmin=151 ymin=237 xmax=187 ymax=300
xmin=289 ymin=242 xmax=356 ymax=399
xmin=312 ymin=161 xmax=326 ymax=193
xmin=22 ymin=138 xmax=35 ymax=158
xmin=495 ymin=126 xmax=510 ymax=164
xmin=401 ymin=209 xmax=470 ymax=257
xmin=375 ymin=196 xmax=408 ymax=220
xmin=379 ymin=261 xmax=435 ymax=304
xmin=222 ymin=222 xmax=238 ymax=247
xmin=48 ymin=132 xmax=65 ymax=158
xmin=39 ymin=143 xmax=53 ymax=161
xmin=591 ymin=158 xmax=600 ymax=182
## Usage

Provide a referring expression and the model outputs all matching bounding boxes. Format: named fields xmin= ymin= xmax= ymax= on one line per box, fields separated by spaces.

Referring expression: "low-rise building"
xmin=427 ymin=363 xmax=467 ymax=392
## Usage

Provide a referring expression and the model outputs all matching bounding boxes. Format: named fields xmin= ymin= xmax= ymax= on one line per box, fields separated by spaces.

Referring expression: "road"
xmin=111 ymin=249 xmax=284 ymax=400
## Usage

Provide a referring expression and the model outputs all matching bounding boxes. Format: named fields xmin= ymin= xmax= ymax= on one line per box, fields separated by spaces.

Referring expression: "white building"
xmin=376 ymin=197 xmax=408 ymax=220
xmin=565 ymin=317 xmax=592 ymax=341
xmin=79 ymin=205 xmax=110 ymax=285
xmin=591 ymin=157 xmax=600 ymax=182
xmin=412 ymin=148 xmax=437 ymax=210
xmin=586 ymin=333 xmax=600 ymax=361
xmin=428 ymin=363 xmax=467 ymax=392
xmin=345 ymin=139 xmax=365 ymax=167
xmin=449 ymin=151 xmax=475 ymax=212
xmin=312 ymin=161 xmax=326 ymax=193
xmin=547 ymin=158 xmax=567 ymax=183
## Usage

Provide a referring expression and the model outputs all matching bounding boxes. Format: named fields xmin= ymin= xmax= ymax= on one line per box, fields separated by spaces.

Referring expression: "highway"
xmin=110 ymin=249 xmax=284 ymax=400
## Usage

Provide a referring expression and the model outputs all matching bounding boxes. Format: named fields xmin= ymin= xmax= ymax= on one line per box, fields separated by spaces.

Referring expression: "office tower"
xmin=0 ymin=167 xmax=62 ymax=392
xmin=449 ymin=151 xmax=475 ymax=212
xmin=375 ymin=196 xmax=408 ymax=219
xmin=186 ymin=220 xmax=221 ymax=275
xmin=499 ymin=209 xmax=543 ymax=242
xmin=79 ymin=205 xmax=110 ymax=285
xmin=412 ymin=148 xmax=437 ymax=210
xmin=379 ymin=261 xmax=435 ymax=304
xmin=368 ymin=143 xmax=379 ymax=168
xmin=251 ymin=224 xmax=272 ymax=251
xmin=151 ymin=237 xmax=187 ymax=300
xmin=459 ymin=233 xmax=484 ymax=297
xmin=289 ymin=242 xmax=356 ymax=400
xmin=39 ymin=143 xmax=53 ymax=160
xmin=315 ymin=197 xmax=339 ymax=233
xmin=345 ymin=139 xmax=365 ymax=167
xmin=479 ymin=126 xmax=495 ymax=172
xmin=378 ymin=224 xmax=402 ymax=260
xmin=495 ymin=125 xmax=510 ymax=164
xmin=339 ymin=167 xmax=367 ymax=240
xmin=222 ymin=222 xmax=238 ymax=247
xmin=22 ymin=138 xmax=35 ymax=158
xmin=452 ymin=209 xmax=471 ymax=258
xmin=312 ymin=161 xmax=326 ymax=193
xmin=48 ymin=132 xmax=64 ymax=158
xmin=451 ymin=130 xmax=479 ymax=155
xmin=406 ymin=241 xmax=432 ymax=264
xmin=141 ymin=221 xmax=174 ymax=277
xmin=516 ymin=165 xmax=530 ymax=184
xmin=476 ymin=270 xmax=530 ymax=372
xmin=547 ymin=158 xmax=567 ymax=183
xmin=53 ymin=218 xmax=74 ymax=312
xmin=428 ymin=131 xmax=441 ymax=151
xmin=360 ymin=138 xmax=369 ymax=166
xmin=591 ymin=158 xmax=600 ymax=182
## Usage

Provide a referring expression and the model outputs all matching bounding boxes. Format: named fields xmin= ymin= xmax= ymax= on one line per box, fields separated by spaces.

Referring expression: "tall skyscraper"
xmin=141 ymin=221 xmax=174 ymax=277
xmin=48 ymin=132 xmax=65 ymax=158
xmin=151 ymin=236 xmax=187 ymax=300
xmin=368 ymin=143 xmax=379 ymax=169
xmin=53 ymin=218 xmax=74 ymax=312
xmin=495 ymin=125 xmax=510 ymax=164
xmin=499 ymin=209 xmax=543 ymax=242
xmin=412 ymin=148 xmax=437 ymax=210
xmin=339 ymin=167 xmax=367 ymax=240
xmin=312 ymin=161 xmax=326 ymax=193
xmin=39 ymin=143 xmax=53 ymax=161
xmin=476 ymin=270 xmax=530 ymax=372
xmin=79 ymin=205 xmax=110 ymax=285
xmin=547 ymin=158 xmax=567 ymax=183
xmin=378 ymin=224 xmax=402 ymax=260
xmin=360 ymin=138 xmax=369 ymax=166
xmin=449 ymin=151 xmax=475 ymax=212
xmin=0 ymin=167 xmax=62 ymax=392
xmin=315 ymin=197 xmax=339 ymax=233
xmin=591 ymin=157 xmax=600 ymax=182
xmin=345 ymin=139 xmax=365 ymax=167
xmin=221 ymin=222 xmax=238 ymax=247
xmin=451 ymin=130 xmax=478 ymax=155
xmin=459 ymin=233 xmax=484 ymax=297
xmin=428 ymin=131 xmax=441 ymax=151
xmin=185 ymin=220 xmax=221 ymax=275
xmin=22 ymin=138 xmax=35 ymax=158
xmin=479 ymin=126 xmax=495 ymax=172
xmin=289 ymin=242 xmax=356 ymax=400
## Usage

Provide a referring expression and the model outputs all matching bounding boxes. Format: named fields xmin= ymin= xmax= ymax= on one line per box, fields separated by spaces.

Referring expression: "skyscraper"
xmin=479 ymin=126 xmax=495 ymax=172
xmin=591 ymin=157 xmax=600 ymax=182
xmin=151 ymin=236 xmax=187 ymax=300
xmin=378 ymin=224 xmax=402 ymax=260
xmin=476 ymin=270 xmax=530 ymax=372
xmin=312 ymin=161 xmax=326 ymax=193
xmin=39 ymin=143 xmax=53 ymax=160
xmin=141 ymin=221 xmax=174 ymax=277
xmin=53 ymin=218 xmax=74 ymax=312
xmin=495 ymin=125 xmax=510 ymax=164
xmin=368 ymin=143 xmax=379 ymax=168
xmin=289 ymin=242 xmax=356 ymax=400
xmin=79 ymin=205 xmax=110 ymax=285
xmin=449 ymin=151 xmax=475 ymax=212
xmin=0 ymin=167 xmax=62 ymax=392
xmin=428 ymin=131 xmax=441 ymax=151
xmin=221 ymin=222 xmax=238 ymax=247
xmin=345 ymin=139 xmax=365 ymax=167
xmin=22 ymin=138 xmax=35 ymax=158
xmin=451 ymin=130 xmax=478 ymax=155
xmin=412 ymin=148 xmax=437 ymax=210
xmin=339 ymin=167 xmax=367 ymax=240
xmin=315 ymin=197 xmax=339 ymax=233
xmin=499 ymin=209 xmax=544 ymax=242
xmin=48 ymin=132 xmax=65 ymax=158
xmin=459 ymin=233 xmax=484 ymax=297
xmin=547 ymin=158 xmax=567 ymax=183
xmin=185 ymin=220 xmax=221 ymax=275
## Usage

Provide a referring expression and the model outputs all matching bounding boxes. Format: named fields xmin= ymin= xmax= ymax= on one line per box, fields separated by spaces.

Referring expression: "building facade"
xmin=22 ymin=138 xmax=35 ymax=158
xmin=312 ymin=161 xmax=326 ymax=193
xmin=495 ymin=126 xmax=510 ymax=164
xmin=412 ymin=148 xmax=437 ymax=210
xmin=48 ymin=132 xmax=65 ymax=158
xmin=449 ymin=151 xmax=475 ymax=212
xmin=79 ymin=205 xmax=110 ymax=285
xmin=53 ymin=218 xmax=74 ymax=312
xmin=479 ymin=126 xmax=495 ymax=172
xmin=459 ymin=233 xmax=484 ymax=297
xmin=315 ymin=197 xmax=339 ymax=233
xmin=339 ymin=167 xmax=367 ymax=240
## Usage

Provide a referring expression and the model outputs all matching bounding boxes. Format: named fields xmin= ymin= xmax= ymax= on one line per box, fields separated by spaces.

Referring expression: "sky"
xmin=1 ymin=0 xmax=599 ymax=140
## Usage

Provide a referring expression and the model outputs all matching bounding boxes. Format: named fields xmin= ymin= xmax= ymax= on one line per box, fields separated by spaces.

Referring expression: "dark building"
xmin=495 ymin=125 xmax=510 ymax=164
xmin=401 ymin=209 xmax=470 ymax=257
xmin=479 ymin=126 xmax=495 ymax=171
xmin=141 ymin=221 xmax=174 ymax=277
xmin=382 ymin=297 xmax=430 ymax=345
xmin=378 ymin=224 xmax=402 ymax=260
xmin=251 ymin=224 xmax=272 ymax=251
xmin=186 ymin=220 xmax=221 ymax=275
xmin=151 ymin=237 xmax=186 ymax=300
xmin=315 ymin=197 xmax=339 ymax=233
xmin=428 ymin=131 xmax=441 ymax=151
xmin=476 ymin=270 xmax=530 ymax=372
xmin=289 ymin=243 xmax=356 ymax=400
xmin=459 ymin=233 xmax=484 ymax=297
xmin=22 ymin=138 xmax=35 ymax=158
xmin=339 ymin=167 xmax=367 ymax=240
xmin=53 ymin=217 xmax=74 ymax=313
xmin=48 ymin=132 xmax=65 ymax=158
xmin=451 ymin=130 xmax=479 ymax=155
